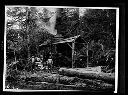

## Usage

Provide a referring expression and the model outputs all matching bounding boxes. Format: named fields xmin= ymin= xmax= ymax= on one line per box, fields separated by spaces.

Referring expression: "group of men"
xmin=31 ymin=54 xmax=53 ymax=70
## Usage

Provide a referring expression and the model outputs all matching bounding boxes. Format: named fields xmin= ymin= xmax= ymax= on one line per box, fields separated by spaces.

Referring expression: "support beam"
xmin=67 ymin=43 xmax=72 ymax=49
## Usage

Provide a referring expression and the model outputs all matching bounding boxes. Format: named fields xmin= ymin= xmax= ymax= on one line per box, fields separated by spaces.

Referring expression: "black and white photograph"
xmin=3 ymin=6 xmax=119 ymax=92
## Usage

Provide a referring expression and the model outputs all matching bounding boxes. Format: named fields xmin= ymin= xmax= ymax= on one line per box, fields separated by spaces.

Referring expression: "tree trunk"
xmin=101 ymin=44 xmax=104 ymax=51
xmin=14 ymin=50 xmax=17 ymax=70
xmin=59 ymin=68 xmax=115 ymax=84
xmin=72 ymin=40 xmax=75 ymax=68
xmin=23 ymin=72 xmax=114 ymax=90
xmin=27 ymin=8 xmax=31 ymax=62
xmin=28 ymin=73 xmax=77 ymax=84
xmin=36 ymin=45 xmax=39 ymax=55
xmin=14 ymin=50 xmax=16 ymax=62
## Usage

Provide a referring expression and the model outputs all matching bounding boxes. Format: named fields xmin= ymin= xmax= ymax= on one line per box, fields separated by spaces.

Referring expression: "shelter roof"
xmin=39 ymin=35 xmax=80 ymax=46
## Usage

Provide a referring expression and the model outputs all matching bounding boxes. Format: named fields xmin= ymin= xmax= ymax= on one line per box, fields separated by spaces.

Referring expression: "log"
xmin=19 ymin=70 xmax=114 ymax=90
xmin=77 ymin=78 xmax=114 ymax=90
xmin=25 ymin=78 xmax=113 ymax=90
xmin=59 ymin=68 xmax=115 ymax=84
xmin=25 ymin=73 xmax=113 ymax=90
xmin=29 ymin=73 xmax=78 ymax=85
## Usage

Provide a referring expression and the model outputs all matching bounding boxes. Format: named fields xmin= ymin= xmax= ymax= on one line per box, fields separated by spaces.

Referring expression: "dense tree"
xmin=56 ymin=8 xmax=79 ymax=38
xmin=75 ymin=9 xmax=115 ymax=68
xmin=6 ymin=7 xmax=55 ymax=60
xmin=6 ymin=7 xmax=116 ymax=69
xmin=6 ymin=7 xmax=28 ymax=61
xmin=55 ymin=8 xmax=116 ymax=68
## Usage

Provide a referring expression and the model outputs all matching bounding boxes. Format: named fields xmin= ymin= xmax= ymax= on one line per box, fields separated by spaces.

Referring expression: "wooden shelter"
xmin=39 ymin=35 xmax=90 ymax=68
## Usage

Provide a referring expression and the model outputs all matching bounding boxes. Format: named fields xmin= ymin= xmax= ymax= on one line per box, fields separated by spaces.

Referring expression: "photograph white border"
xmin=3 ymin=6 xmax=119 ymax=93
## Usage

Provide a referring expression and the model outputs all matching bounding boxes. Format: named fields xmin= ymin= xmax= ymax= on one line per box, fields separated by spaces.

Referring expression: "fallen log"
xmin=18 ymin=70 xmax=114 ymax=90
xmin=29 ymin=73 xmax=78 ymax=85
xmin=26 ymin=73 xmax=113 ymax=90
xmin=77 ymin=78 xmax=114 ymax=90
xmin=59 ymin=68 xmax=115 ymax=84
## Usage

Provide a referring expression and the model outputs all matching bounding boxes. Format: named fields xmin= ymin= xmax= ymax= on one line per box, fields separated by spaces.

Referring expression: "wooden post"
xmin=55 ymin=45 xmax=57 ymax=54
xmin=72 ymin=40 xmax=75 ymax=68
xmin=87 ymin=42 xmax=89 ymax=68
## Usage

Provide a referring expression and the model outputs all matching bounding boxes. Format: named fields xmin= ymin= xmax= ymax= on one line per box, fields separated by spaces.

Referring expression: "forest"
xmin=5 ymin=7 xmax=116 ymax=90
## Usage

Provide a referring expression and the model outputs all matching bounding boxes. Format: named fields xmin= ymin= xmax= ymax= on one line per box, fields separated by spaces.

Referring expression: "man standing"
xmin=31 ymin=56 xmax=35 ymax=71
xmin=35 ymin=56 xmax=42 ymax=70
xmin=40 ymin=55 xmax=44 ymax=69
xmin=47 ymin=56 xmax=53 ymax=69
xmin=31 ymin=56 xmax=35 ymax=64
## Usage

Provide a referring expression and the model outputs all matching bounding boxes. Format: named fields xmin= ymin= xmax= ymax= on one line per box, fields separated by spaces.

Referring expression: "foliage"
xmin=6 ymin=7 xmax=54 ymax=59
xmin=56 ymin=8 xmax=79 ymax=38
xmin=6 ymin=7 xmax=116 ymax=69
